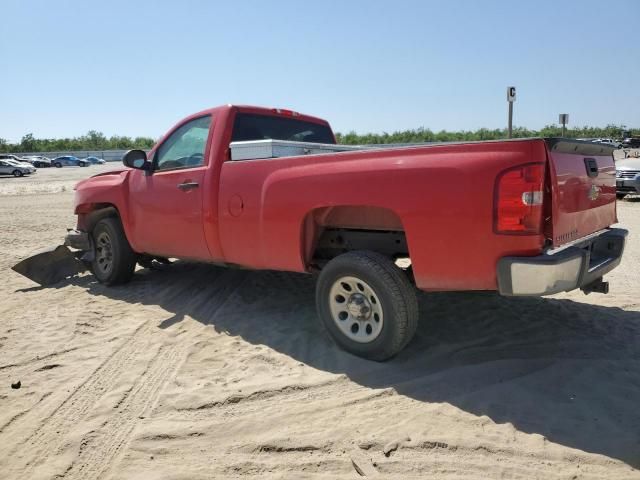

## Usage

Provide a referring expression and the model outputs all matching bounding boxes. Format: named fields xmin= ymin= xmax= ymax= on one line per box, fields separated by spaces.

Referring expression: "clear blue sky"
xmin=1 ymin=0 xmax=638 ymax=142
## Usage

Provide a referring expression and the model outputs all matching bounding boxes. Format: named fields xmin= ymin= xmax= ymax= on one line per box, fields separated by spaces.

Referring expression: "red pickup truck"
xmin=64 ymin=105 xmax=627 ymax=360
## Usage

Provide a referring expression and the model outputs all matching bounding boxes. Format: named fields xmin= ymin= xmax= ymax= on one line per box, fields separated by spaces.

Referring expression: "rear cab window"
xmin=231 ymin=113 xmax=335 ymax=144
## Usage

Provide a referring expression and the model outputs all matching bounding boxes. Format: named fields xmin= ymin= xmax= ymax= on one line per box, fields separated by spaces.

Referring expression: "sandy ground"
xmin=0 ymin=164 xmax=639 ymax=479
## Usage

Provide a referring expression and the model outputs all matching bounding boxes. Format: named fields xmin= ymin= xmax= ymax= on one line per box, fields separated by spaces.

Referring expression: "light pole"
xmin=559 ymin=114 xmax=569 ymax=137
xmin=507 ymin=87 xmax=516 ymax=138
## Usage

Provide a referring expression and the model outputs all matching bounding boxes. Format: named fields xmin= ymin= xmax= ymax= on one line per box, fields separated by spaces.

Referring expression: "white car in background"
xmin=615 ymin=157 xmax=640 ymax=199
xmin=5 ymin=158 xmax=36 ymax=172
xmin=0 ymin=154 xmax=36 ymax=166
xmin=592 ymin=138 xmax=622 ymax=148
xmin=0 ymin=159 xmax=34 ymax=176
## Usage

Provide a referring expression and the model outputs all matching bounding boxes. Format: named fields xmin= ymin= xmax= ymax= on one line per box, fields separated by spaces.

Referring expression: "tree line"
xmin=335 ymin=124 xmax=638 ymax=145
xmin=0 ymin=131 xmax=156 ymax=153
xmin=0 ymin=124 xmax=637 ymax=153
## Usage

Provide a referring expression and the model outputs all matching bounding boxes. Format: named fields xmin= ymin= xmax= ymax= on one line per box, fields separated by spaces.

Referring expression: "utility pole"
xmin=507 ymin=86 xmax=516 ymax=138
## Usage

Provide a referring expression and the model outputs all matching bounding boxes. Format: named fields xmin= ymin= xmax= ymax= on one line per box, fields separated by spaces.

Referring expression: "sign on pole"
xmin=507 ymin=86 xmax=516 ymax=138
xmin=559 ymin=113 xmax=569 ymax=137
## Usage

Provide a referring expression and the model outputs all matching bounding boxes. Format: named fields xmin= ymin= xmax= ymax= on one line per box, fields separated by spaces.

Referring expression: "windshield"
xmin=231 ymin=113 xmax=335 ymax=144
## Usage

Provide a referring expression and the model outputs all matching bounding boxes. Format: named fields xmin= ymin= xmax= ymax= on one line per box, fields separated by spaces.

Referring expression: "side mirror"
xmin=122 ymin=150 xmax=149 ymax=170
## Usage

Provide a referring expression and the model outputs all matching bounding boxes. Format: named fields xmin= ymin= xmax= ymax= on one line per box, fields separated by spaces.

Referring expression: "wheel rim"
xmin=95 ymin=231 xmax=114 ymax=275
xmin=328 ymin=276 xmax=384 ymax=343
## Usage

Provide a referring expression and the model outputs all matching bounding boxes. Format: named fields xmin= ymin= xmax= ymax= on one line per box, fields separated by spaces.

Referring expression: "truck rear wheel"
xmin=91 ymin=217 xmax=137 ymax=285
xmin=316 ymin=251 xmax=418 ymax=361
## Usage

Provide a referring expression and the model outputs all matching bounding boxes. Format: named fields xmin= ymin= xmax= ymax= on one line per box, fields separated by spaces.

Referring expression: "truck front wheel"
xmin=316 ymin=251 xmax=419 ymax=361
xmin=91 ymin=217 xmax=137 ymax=285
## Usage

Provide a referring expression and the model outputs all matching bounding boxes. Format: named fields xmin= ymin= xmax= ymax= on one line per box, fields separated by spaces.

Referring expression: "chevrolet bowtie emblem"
xmin=588 ymin=184 xmax=601 ymax=201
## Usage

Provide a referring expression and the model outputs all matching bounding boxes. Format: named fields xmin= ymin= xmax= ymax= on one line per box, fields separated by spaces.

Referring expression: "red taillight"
xmin=494 ymin=163 xmax=545 ymax=234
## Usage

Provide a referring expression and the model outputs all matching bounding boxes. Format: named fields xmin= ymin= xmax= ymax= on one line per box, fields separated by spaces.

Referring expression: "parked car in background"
xmin=622 ymin=137 xmax=640 ymax=149
xmin=592 ymin=138 xmax=622 ymax=148
xmin=615 ymin=157 xmax=640 ymax=199
xmin=22 ymin=155 xmax=52 ymax=168
xmin=0 ymin=154 xmax=32 ymax=165
xmin=0 ymin=159 xmax=35 ymax=176
xmin=5 ymin=158 xmax=36 ymax=172
xmin=84 ymin=156 xmax=106 ymax=165
xmin=52 ymin=156 xmax=90 ymax=168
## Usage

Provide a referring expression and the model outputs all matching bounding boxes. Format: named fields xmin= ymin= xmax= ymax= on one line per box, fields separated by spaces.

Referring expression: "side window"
xmin=155 ymin=115 xmax=212 ymax=171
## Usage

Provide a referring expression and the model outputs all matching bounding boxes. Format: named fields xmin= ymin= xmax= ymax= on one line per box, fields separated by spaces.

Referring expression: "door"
xmin=128 ymin=115 xmax=213 ymax=259
xmin=0 ymin=161 xmax=10 ymax=175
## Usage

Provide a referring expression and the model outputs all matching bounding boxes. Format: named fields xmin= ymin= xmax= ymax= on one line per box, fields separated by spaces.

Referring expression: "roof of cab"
xmin=184 ymin=104 xmax=331 ymax=127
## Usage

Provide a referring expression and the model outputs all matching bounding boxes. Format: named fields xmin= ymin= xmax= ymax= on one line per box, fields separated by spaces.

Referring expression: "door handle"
xmin=584 ymin=158 xmax=599 ymax=178
xmin=177 ymin=181 xmax=199 ymax=191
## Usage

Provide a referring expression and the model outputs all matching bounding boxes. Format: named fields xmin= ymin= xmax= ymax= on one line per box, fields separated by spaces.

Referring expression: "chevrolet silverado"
xmin=56 ymin=105 xmax=628 ymax=360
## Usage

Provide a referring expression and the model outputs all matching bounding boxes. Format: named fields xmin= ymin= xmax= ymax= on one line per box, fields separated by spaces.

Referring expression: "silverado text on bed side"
xmin=65 ymin=105 xmax=627 ymax=360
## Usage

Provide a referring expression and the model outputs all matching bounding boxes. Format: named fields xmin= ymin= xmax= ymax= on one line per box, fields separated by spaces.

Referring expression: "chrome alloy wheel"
xmin=328 ymin=276 xmax=384 ymax=343
xmin=95 ymin=231 xmax=114 ymax=275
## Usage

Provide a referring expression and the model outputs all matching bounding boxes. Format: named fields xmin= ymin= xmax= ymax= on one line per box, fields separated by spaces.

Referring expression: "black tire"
xmin=54 ymin=162 xmax=62 ymax=168
xmin=316 ymin=251 xmax=419 ymax=361
xmin=91 ymin=217 xmax=137 ymax=285
xmin=12 ymin=170 xmax=23 ymax=177
xmin=617 ymin=193 xmax=627 ymax=200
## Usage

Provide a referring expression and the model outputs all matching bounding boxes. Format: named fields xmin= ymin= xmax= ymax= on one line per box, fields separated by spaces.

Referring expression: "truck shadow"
xmin=51 ymin=262 xmax=640 ymax=468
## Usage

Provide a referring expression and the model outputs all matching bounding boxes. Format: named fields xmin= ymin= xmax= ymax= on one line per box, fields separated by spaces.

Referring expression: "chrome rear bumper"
xmin=497 ymin=228 xmax=627 ymax=296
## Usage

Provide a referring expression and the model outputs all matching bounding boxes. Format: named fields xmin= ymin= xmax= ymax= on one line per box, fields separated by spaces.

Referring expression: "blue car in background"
xmin=52 ymin=156 xmax=90 ymax=168
xmin=84 ymin=156 xmax=106 ymax=165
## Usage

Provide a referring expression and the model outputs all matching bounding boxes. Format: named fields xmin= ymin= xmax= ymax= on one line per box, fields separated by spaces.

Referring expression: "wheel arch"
xmin=300 ymin=205 xmax=410 ymax=269
xmin=76 ymin=203 xmax=122 ymax=233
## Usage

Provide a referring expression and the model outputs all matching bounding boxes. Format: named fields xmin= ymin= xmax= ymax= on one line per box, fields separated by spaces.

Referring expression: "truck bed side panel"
xmin=217 ymin=139 xmax=548 ymax=291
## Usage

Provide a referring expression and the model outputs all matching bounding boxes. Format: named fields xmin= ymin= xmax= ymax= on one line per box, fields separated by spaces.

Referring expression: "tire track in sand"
xmin=61 ymin=339 xmax=188 ymax=479
xmin=1 ymin=320 xmax=157 ymax=477
xmin=58 ymin=269 xmax=249 ymax=480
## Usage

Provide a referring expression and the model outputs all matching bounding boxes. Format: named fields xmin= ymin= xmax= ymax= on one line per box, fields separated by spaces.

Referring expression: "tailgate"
xmin=545 ymin=139 xmax=617 ymax=247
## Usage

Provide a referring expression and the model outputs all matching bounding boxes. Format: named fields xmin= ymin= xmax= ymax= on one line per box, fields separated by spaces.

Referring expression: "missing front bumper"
xmin=64 ymin=229 xmax=92 ymax=251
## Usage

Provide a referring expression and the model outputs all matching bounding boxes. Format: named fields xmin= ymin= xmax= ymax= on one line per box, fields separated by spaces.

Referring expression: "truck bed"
xmin=230 ymin=139 xmax=370 ymax=161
